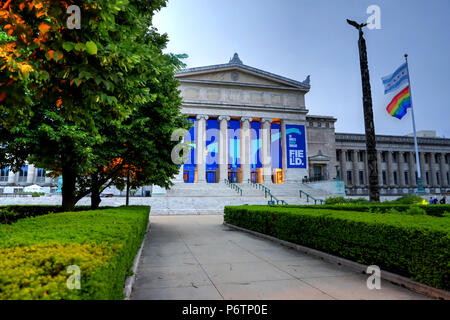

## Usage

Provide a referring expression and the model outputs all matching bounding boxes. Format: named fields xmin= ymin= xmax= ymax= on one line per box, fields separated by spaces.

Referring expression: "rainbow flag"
xmin=386 ymin=85 xmax=411 ymax=119
xmin=382 ymin=63 xmax=411 ymax=120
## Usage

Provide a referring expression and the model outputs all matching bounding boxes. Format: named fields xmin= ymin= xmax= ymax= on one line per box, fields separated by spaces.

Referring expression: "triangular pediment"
xmin=178 ymin=68 xmax=294 ymax=88
xmin=176 ymin=55 xmax=310 ymax=91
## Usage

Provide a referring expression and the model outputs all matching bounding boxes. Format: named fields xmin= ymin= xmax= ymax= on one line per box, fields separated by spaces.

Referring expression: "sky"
xmin=153 ymin=0 xmax=450 ymax=137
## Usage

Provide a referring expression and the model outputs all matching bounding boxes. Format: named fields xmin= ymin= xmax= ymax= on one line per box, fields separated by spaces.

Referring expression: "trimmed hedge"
xmin=224 ymin=205 xmax=450 ymax=291
xmin=0 ymin=206 xmax=149 ymax=300
xmin=276 ymin=204 xmax=450 ymax=217
xmin=0 ymin=205 xmax=114 ymax=224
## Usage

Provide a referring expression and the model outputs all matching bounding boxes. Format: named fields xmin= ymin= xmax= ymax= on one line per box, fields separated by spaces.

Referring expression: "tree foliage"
xmin=1 ymin=0 xmax=188 ymax=210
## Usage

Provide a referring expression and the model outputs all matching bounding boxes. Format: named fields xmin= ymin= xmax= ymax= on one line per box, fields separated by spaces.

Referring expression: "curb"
xmin=123 ymin=213 xmax=151 ymax=300
xmin=223 ymin=222 xmax=450 ymax=300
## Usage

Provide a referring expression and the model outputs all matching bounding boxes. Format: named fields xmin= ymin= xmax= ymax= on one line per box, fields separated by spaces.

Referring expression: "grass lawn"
xmin=0 ymin=206 xmax=149 ymax=300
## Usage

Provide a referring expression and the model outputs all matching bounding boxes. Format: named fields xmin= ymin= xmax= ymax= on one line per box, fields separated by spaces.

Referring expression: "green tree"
xmin=1 ymin=0 xmax=185 ymax=211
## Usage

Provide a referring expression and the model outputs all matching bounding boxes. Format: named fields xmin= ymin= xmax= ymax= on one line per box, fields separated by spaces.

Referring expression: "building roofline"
xmin=176 ymin=53 xmax=311 ymax=91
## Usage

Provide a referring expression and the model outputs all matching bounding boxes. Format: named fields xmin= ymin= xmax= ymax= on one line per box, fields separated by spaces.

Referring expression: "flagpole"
xmin=404 ymin=54 xmax=425 ymax=194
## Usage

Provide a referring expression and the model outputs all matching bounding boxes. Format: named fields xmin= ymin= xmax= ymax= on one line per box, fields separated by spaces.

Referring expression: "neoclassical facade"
xmin=175 ymin=53 xmax=311 ymax=185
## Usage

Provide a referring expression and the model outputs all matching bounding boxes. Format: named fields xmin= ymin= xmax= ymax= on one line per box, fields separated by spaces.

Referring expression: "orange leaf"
xmin=56 ymin=98 xmax=62 ymax=108
xmin=19 ymin=3 xmax=25 ymax=11
xmin=38 ymin=23 xmax=50 ymax=34
xmin=0 ymin=91 xmax=6 ymax=102
xmin=36 ymin=10 xmax=46 ymax=18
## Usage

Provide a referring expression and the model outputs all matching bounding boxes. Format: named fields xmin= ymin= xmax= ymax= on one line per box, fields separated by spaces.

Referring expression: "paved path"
xmin=131 ymin=215 xmax=429 ymax=300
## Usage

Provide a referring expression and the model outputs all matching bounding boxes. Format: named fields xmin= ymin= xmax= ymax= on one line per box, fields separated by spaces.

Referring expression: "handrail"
xmin=299 ymin=189 xmax=325 ymax=205
xmin=248 ymin=179 xmax=288 ymax=205
xmin=224 ymin=179 xmax=242 ymax=196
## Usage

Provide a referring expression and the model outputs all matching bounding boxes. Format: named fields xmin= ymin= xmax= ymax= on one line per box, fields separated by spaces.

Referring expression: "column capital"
xmin=196 ymin=114 xmax=209 ymax=121
xmin=240 ymin=116 xmax=252 ymax=123
xmin=261 ymin=118 xmax=273 ymax=124
xmin=218 ymin=115 xmax=230 ymax=121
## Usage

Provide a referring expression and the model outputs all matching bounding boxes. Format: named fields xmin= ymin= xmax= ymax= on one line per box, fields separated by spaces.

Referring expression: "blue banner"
xmin=271 ymin=123 xmax=282 ymax=169
xmin=286 ymin=124 xmax=306 ymax=168
xmin=183 ymin=118 xmax=197 ymax=183
xmin=251 ymin=121 xmax=262 ymax=169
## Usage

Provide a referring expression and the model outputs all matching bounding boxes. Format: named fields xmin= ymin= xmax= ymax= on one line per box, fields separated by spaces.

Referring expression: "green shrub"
xmin=0 ymin=206 xmax=149 ymax=300
xmin=406 ymin=206 xmax=426 ymax=215
xmin=390 ymin=195 xmax=426 ymax=204
xmin=325 ymin=196 xmax=371 ymax=205
xmin=278 ymin=204 xmax=450 ymax=217
xmin=0 ymin=205 xmax=114 ymax=224
xmin=224 ymin=205 xmax=450 ymax=290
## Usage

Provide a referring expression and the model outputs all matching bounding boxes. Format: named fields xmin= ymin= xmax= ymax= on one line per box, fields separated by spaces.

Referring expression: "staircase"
xmin=148 ymin=180 xmax=331 ymax=215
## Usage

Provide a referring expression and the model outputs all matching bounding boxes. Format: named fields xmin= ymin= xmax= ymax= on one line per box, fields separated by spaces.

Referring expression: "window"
xmin=358 ymin=152 xmax=364 ymax=162
xmin=359 ymin=171 xmax=364 ymax=185
xmin=393 ymin=171 xmax=398 ymax=185
xmin=404 ymin=171 xmax=409 ymax=185
xmin=309 ymin=122 xmax=314 ymax=127
xmin=382 ymin=171 xmax=387 ymax=185
xmin=392 ymin=152 xmax=397 ymax=162
xmin=336 ymin=150 xmax=340 ymax=161
xmin=0 ymin=166 xmax=9 ymax=182
xmin=346 ymin=151 xmax=353 ymax=162
xmin=415 ymin=171 xmax=418 ymax=184
xmin=447 ymin=172 xmax=449 ymax=185
xmin=36 ymin=168 xmax=46 ymax=183
xmin=403 ymin=153 xmax=408 ymax=163
xmin=317 ymin=122 xmax=322 ymax=128
xmin=435 ymin=154 xmax=439 ymax=164
xmin=325 ymin=122 xmax=330 ymax=128
xmin=446 ymin=155 xmax=449 ymax=164
xmin=425 ymin=154 xmax=429 ymax=164
xmin=436 ymin=172 xmax=440 ymax=185
xmin=382 ymin=152 xmax=386 ymax=162
xmin=426 ymin=172 xmax=430 ymax=185
xmin=18 ymin=165 xmax=28 ymax=182
xmin=346 ymin=171 xmax=352 ymax=184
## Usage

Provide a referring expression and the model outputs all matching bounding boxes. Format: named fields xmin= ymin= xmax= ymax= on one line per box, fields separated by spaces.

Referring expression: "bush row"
xmin=0 ymin=205 xmax=113 ymax=224
xmin=0 ymin=206 xmax=150 ymax=299
xmin=277 ymin=204 xmax=450 ymax=217
xmin=224 ymin=205 xmax=450 ymax=291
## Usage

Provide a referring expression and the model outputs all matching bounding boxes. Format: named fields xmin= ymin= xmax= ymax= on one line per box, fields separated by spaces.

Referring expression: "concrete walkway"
xmin=130 ymin=215 xmax=429 ymax=300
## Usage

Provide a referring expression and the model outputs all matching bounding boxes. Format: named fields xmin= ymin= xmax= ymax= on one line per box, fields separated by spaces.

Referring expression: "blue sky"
xmin=153 ymin=0 xmax=450 ymax=137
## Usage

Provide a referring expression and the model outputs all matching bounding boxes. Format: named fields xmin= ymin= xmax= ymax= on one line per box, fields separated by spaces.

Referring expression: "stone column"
xmin=363 ymin=150 xmax=369 ymax=187
xmin=281 ymin=120 xmax=287 ymax=179
xmin=339 ymin=149 xmax=346 ymax=183
xmin=218 ymin=115 xmax=230 ymax=182
xmin=429 ymin=152 xmax=438 ymax=187
xmin=240 ymin=117 xmax=252 ymax=183
xmin=7 ymin=169 xmax=15 ymax=184
xmin=377 ymin=151 xmax=383 ymax=186
xmin=408 ymin=152 xmax=416 ymax=187
xmin=398 ymin=152 xmax=406 ymax=188
xmin=261 ymin=118 xmax=272 ymax=183
xmin=387 ymin=151 xmax=394 ymax=186
xmin=419 ymin=152 xmax=426 ymax=186
xmin=352 ymin=150 xmax=358 ymax=186
xmin=439 ymin=153 xmax=447 ymax=187
xmin=196 ymin=114 xmax=208 ymax=183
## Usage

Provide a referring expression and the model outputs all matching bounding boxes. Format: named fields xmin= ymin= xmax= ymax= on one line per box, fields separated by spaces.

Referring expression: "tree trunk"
xmin=126 ymin=169 xmax=130 ymax=206
xmin=90 ymin=173 xmax=102 ymax=210
xmin=62 ymin=168 xmax=78 ymax=211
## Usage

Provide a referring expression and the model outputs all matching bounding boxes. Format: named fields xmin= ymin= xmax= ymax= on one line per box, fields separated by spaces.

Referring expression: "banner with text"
xmin=286 ymin=124 xmax=307 ymax=168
